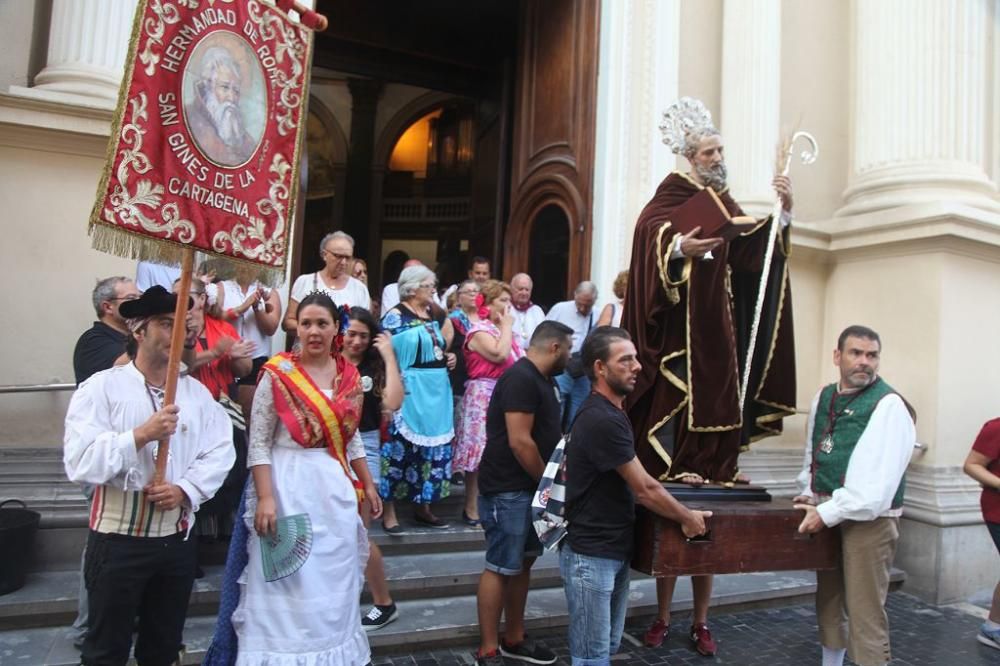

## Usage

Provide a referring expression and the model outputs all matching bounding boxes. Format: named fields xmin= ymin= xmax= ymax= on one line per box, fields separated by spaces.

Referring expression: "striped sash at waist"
xmin=89 ymin=485 xmax=189 ymax=537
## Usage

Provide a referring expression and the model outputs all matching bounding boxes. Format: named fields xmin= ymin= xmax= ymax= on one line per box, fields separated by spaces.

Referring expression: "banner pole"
xmin=154 ymin=247 xmax=195 ymax=484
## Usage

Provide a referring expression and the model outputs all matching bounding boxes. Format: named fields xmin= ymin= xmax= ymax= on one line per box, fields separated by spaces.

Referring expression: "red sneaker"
xmin=643 ymin=618 xmax=669 ymax=647
xmin=690 ymin=623 xmax=717 ymax=656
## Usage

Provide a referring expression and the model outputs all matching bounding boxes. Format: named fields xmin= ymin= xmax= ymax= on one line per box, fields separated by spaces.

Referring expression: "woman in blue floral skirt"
xmin=379 ymin=264 xmax=456 ymax=531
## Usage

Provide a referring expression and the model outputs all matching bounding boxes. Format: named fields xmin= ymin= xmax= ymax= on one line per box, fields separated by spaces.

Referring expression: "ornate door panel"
xmin=504 ymin=0 xmax=600 ymax=296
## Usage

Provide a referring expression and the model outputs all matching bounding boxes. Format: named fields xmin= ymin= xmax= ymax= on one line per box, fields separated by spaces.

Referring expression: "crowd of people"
xmin=62 ymin=97 xmax=1000 ymax=666
xmin=66 ymin=232 xmax=642 ymax=665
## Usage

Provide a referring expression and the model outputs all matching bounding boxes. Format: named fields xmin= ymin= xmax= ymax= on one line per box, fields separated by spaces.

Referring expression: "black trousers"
xmin=82 ymin=530 xmax=196 ymax=666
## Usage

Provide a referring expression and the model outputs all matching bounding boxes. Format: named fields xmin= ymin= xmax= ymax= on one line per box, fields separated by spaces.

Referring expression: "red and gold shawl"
xmin=261 ymin=352 xmax=364 ymax=501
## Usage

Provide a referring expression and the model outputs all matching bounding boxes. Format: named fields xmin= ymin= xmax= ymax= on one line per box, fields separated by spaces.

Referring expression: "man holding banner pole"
xmin=64 ymin=286 xmax=235 ymax=665
xmin=79 ymin=0 xmax=325 ymax=661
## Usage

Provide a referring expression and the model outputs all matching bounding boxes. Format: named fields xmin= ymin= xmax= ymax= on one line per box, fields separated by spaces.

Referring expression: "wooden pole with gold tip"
xmin=153 ymin=247 xmax=195 ymax=484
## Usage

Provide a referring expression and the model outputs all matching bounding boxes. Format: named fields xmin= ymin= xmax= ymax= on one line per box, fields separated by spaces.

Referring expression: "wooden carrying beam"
xmin=632 ymin=493 xmax=840 ymax=577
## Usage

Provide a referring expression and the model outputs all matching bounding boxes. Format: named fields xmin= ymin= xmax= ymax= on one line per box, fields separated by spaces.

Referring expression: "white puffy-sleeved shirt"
xmin=795 ymin=384 xmax=915 ymax=527
xmin=64 ymin=362 xmax=235 ymax=537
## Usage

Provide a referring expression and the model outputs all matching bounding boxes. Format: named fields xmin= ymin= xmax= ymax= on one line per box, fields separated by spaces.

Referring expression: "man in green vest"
xmin=793 ymin=325 xmax=915 ymax=666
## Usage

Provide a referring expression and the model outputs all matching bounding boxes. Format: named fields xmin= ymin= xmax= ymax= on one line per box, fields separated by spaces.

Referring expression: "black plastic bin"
xmin=0 ymin=499 xmax=41 ymax=595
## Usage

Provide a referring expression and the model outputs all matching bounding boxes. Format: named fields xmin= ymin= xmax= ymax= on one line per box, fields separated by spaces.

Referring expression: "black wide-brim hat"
xmin=119 ymin=285 xmax=193 ymax=319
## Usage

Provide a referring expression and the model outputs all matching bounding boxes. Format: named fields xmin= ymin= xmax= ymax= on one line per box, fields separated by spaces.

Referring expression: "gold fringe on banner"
xmin=89 ymin=223 xmax=286 ymax=287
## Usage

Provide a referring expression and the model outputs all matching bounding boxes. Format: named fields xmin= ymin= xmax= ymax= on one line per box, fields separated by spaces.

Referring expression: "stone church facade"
xmin=0 ymin=0 xmax=997 ymax=604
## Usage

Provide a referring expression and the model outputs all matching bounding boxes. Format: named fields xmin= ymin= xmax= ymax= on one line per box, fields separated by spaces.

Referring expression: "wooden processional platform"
xmin=632 ymin=484 xmax=841 ymax=577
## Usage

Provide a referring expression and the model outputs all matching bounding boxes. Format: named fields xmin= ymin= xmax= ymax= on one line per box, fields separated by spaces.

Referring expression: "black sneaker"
xmin=499 ymin=637 xmax=557 ymax=665
xmin=361 ymin=602 xmax=398 ymax=631
xmin=475 ymin=649 xmax=507 ymax=666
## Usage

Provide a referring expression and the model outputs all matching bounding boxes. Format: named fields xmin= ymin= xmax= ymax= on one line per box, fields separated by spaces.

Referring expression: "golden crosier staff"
xmin=737 ymin=131 xmax=819 ymax=416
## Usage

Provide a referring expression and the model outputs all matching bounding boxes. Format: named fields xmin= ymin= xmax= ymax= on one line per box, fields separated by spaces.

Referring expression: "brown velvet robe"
xmin=622 ymin=171 xmax=796 ymax=482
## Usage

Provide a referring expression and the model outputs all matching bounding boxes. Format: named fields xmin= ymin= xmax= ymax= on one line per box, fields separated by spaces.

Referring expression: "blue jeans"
xmin=559 ymin=544 xmax=630 ymax=665
xmin=479 ymin=491 xmax=543 ymax=575
xmin=359 ymin=429 xmax=381 ymax=487
xmin=555 ymin=372 xmax=591 ymax=431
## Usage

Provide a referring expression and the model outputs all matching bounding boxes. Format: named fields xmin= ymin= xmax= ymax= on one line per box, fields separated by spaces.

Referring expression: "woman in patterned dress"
xmin=379 ymin=265 xmax=457 ymax=531
xmin=453 ymin=279 xmax=523 ymax=524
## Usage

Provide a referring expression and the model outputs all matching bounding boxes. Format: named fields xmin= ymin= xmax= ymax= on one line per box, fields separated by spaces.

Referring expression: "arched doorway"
xmin=528 ymin=204 xmax=571 ymax=310
xmin=302 ymin=0 xmax=598 ymax=297
xmin=370 ymin=94 xmax=478 ymax=289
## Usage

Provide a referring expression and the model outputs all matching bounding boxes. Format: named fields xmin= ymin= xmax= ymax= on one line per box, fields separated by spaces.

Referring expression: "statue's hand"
xmin=773 ymin=175 xmax=793 ymax=212
xmin=679 ymin=227 xmax=723 ymax=258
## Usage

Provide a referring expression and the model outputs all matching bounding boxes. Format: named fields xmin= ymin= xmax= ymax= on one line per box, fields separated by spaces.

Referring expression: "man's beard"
xmin=842 ymin=367 xmax=876 ymax=389
xmin=695 ymin=162 xmax=728 ymax=191
xmin=204 ymin=91 xmax=246 ymax=148
xmin=607 ymin=374 xmax=636 ymax=397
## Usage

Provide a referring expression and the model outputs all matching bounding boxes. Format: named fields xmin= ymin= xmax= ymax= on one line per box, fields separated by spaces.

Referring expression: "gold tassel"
xmin=89 ymin=223 xmax=286 ymax=287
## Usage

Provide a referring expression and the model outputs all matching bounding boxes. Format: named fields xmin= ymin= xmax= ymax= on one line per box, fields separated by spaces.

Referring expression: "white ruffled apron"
xmin=233 ymin=445 xmax=370 ymax=665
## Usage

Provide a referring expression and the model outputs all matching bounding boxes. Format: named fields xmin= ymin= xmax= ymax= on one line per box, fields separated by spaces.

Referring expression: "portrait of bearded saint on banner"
xmin=183 ymin=38 xmax=264 ymax=168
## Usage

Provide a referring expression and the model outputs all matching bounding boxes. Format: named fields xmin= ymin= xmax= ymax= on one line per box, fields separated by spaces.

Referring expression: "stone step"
xmin=0 ymin=469 xmax=68 ymax=485
xmin=2 ymin=480 xmax=475 ymax=525
xmin=0 ymin=450 xmax=67 ymax=480
xmin=14 ymin=501 xmax=486 ymax=573
xmin=0 ymin=449 xmax=65 ymax=463
xmin=1 ymin=569 xmax=906 ymax=665
xmin=0 ymin=548 xmax=563 ymax=631
xmin=368 ymin=513 xmax=486 ymax=555
xmin=0 ymin=443 xmax=478 ymax=571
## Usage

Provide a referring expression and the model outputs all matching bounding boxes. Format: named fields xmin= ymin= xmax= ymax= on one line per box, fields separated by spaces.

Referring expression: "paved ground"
xmin=368 ymin=592 xmax=998 ymax=665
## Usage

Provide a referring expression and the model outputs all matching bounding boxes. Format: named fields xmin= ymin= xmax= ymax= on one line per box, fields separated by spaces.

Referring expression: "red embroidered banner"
xmin=89 ymin=0 xmax=314 ymax=284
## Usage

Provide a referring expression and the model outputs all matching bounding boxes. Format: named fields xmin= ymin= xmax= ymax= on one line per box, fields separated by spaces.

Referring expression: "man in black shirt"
xmin=474 ymin=321 xmax=573 ymax=666
xmin=68 ymin=276 xmax=141 ymax=647
xmin=73 ymin=276 xmax=140 ymax=385
xmin=561 ymin=327 xmax=711 ymax=664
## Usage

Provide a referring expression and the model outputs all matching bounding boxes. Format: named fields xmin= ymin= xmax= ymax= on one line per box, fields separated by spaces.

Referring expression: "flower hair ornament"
xmin=334 ymin=304 xmax=351 ymax=351
xmin=475 ymin=293 xmax=490 ymax=320
xmin=658 ymin=97 xmax=717 ymax=155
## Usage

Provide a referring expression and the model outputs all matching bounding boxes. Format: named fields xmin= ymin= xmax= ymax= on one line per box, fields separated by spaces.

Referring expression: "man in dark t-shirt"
xmin=473 ymin=321 xmax=573 ymax=666
xmin=73 ymin=276 xmax=141 ymax=385
xmin=560 ymin=327 xmax=711 ymax=665
xmin=69 ymin=276 xmax=141 ymax=647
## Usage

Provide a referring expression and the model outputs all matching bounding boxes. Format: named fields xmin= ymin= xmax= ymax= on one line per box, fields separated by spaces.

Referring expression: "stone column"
xmin=343 ymin=78 xmax=383 ymax=262
xmin=837 ymin=0 xmax=998 ymax=216
xmin=719 ymin=0 xmax=781 ymax=218
xmin=591 ymin=0 xmax=680 ymax=301
xmin=33 ymin=0 xmax=137 ymax=102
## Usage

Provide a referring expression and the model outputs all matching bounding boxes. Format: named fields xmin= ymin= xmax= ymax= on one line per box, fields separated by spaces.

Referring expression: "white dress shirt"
xmin=544 ymin=301 xmax=595 ymax=354
xmin=512 ymin=304 xmax=545 ymax=351
xmin=795 ymin=385 xmax=915 ymax=527
xmin=381 ymin=283 xmax=400 ymax=314
xmin=135 ymin=261 xmax=181 ymax=292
